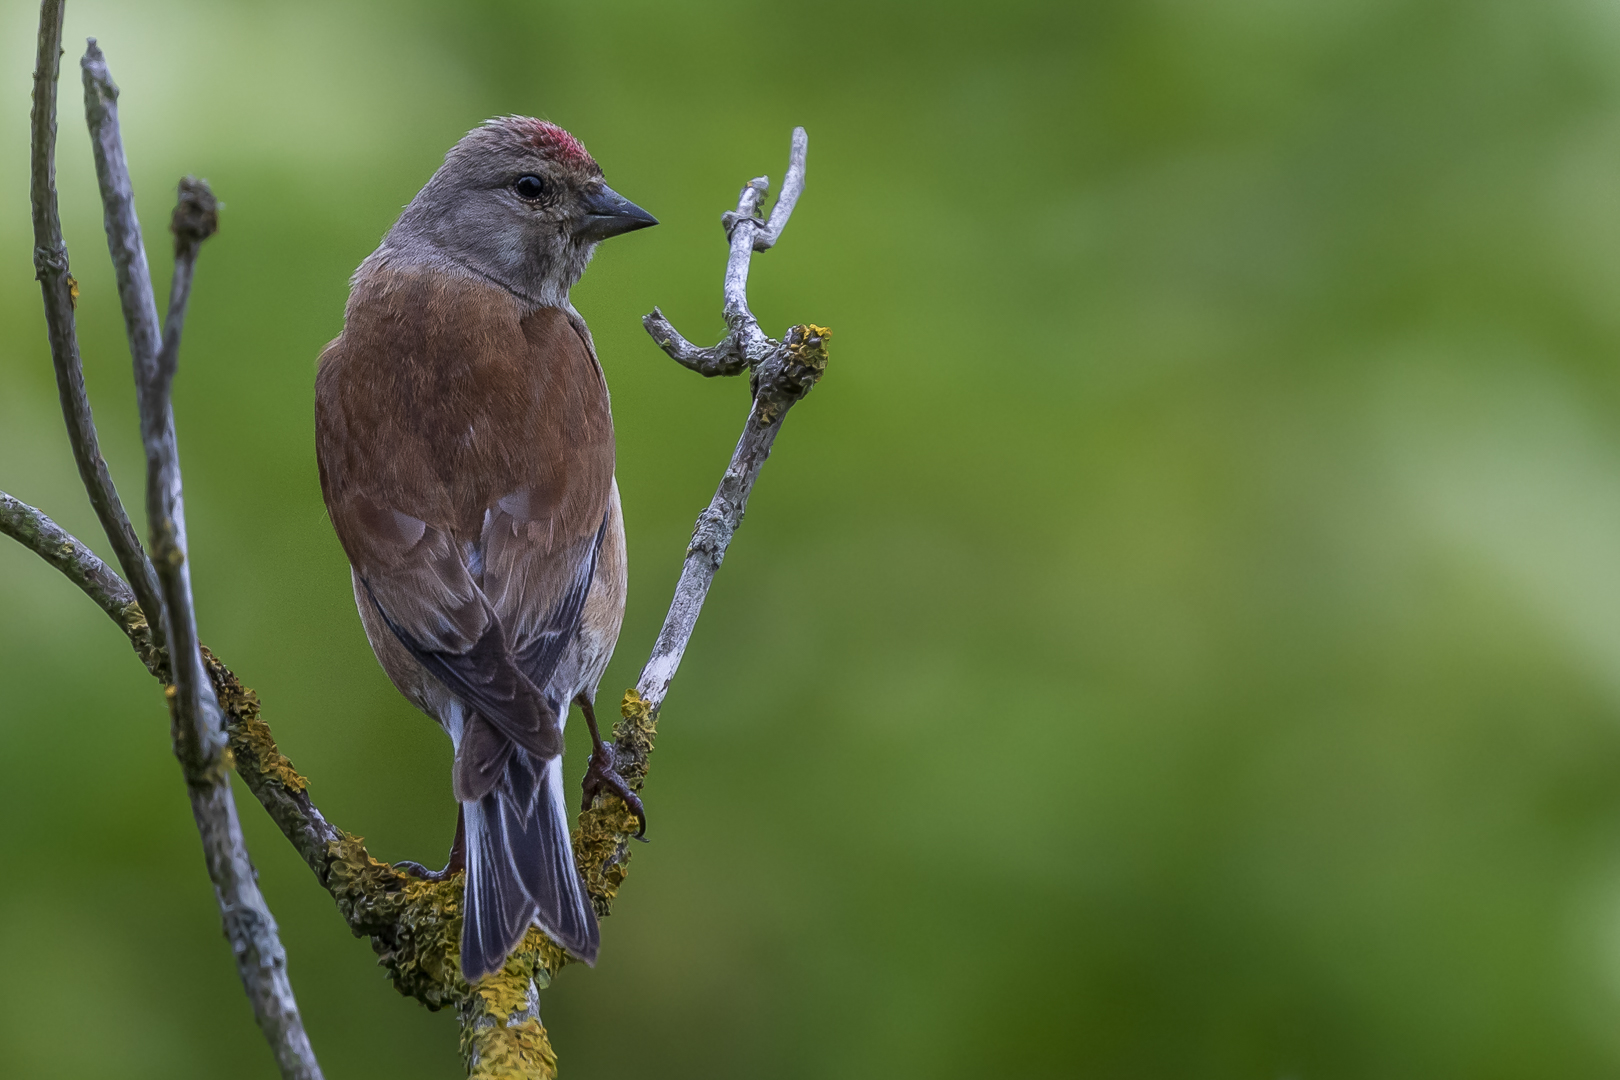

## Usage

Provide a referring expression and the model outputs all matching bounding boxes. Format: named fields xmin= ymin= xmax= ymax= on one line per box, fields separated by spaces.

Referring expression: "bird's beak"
xmin=576 ymin=184 xmax=658 ymax=242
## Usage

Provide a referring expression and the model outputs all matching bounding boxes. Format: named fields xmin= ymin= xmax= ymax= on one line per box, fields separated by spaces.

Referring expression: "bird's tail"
xmin=461 ymin=742 xmax=599 ymax=981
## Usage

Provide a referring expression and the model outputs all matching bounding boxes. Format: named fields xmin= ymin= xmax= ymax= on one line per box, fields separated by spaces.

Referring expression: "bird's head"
xmin=386 ymin=116 xmax=657 ymax=306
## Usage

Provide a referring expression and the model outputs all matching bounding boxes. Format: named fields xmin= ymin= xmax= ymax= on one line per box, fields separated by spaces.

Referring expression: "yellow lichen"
xmin=756 ymin=323 xmax=830 ymax=424
xmin=462 ymin=1015 xmax=557 ymax=1080
xmin=458 ymin=926 xmax=567 ymax=1078
xmin=117 ymin=602 xmax=163 ymax=677
xmin=194 ymin=653 xmax=657 ymax=1077
xmin=789 ymin=323 xmax=832 ymax=360
xmin=612 ymin=689 xmax=659 ymax=791
xmin=572 ymin=688 xmax=660 ymax=912
xmin=206 ymin=648 xmax=308 ymax=793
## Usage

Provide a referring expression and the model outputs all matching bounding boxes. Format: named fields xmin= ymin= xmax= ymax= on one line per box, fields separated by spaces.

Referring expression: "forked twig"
xmin=572 ymin=129 xmax=830 ymax=951
xmin=641 ymin=127 xmax=811 ymax=377
xmin=633 ymin=126 xmax=824 ymax=713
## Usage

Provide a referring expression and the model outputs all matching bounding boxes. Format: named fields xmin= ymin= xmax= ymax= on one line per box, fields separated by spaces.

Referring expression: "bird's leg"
xmin=578 ymin=693 xmax=648 ymax=839
xmin=395 ymin=804 xmax=467 ymax=881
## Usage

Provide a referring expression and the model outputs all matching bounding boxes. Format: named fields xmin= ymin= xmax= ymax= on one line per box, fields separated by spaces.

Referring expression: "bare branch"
xmin=635 ymin=323 xmax=828 ymax=715
xmin=81 ymin=39 xmax=164 ymax=391
xmin=641 ymin=306 xmax=750 ymax=376
xmin=74 ymin=36 xmax=323 ymax=1080
xmin=578 ymin=129 xmax=829 ymax=925
xmin=29 ymin=1 xmax=165 ymax=646
xmin=753 ymin=126 xmax=808 ymax=251
xmin=631 ymin=127 xmax=823 ymax=711
xmin=718 ymin=176 xmax=775 ymax=362
xmin=641 ymin=128 xmax=810 ymax=374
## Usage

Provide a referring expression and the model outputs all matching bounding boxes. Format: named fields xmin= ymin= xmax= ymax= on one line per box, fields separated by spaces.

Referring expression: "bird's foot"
xmin=394 ymin=807 xmax=466 ymax=881
xmin=581 ymin=741 xmax=648 ymax=840
xmin=393 ymin=859 xmax=459 ymax=882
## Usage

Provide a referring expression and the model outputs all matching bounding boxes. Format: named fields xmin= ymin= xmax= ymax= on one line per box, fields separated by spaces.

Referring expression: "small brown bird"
xmin=314 ymin=117 xmax=656 ymax=979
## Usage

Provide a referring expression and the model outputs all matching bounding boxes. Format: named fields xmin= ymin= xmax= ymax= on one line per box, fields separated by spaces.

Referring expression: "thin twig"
xmin=634 ymin=323 xmax=828 ymax=713
xmin=753 ymin=127 xmax=808 ymax=251
xmin=29 ymin=0 xmax=165 ymax=645
xmin=158 ymin=179 xmax=322 ymax=1080
xmin=144 ymin=174 xmax=221 ymax=780
xmin=77 ymin=37 xmax=324 ymax=1080
xmin=0 ymin=489 xmax=157 ymax=666
xmin=82 ymin=39 xmax=164 ymax=391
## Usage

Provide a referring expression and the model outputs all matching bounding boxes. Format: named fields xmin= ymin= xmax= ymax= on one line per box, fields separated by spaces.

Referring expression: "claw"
xmin=393 ymin=806 xmax=467 ymax=880
xmin=582 ymin=741 xmax=648 ymax=839
xmin=394 ymin=859 xmax=457 ymax=882
xmin=576 ymin=693 xmax=648 ymax=839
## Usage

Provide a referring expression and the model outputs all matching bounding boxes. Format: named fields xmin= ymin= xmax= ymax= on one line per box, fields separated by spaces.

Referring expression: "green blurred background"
xmin=7 ymin=0 xmax=1620 ymax=1075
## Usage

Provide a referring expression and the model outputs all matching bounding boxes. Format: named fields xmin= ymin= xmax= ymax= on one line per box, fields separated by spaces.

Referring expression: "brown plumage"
xmin=314 ymin=117 xmax=654 ymax=980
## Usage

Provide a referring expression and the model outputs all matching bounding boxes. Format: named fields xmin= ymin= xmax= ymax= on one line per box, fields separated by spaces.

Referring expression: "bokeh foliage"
xmin=6 ymin=0 xmax=1620 ymax=1076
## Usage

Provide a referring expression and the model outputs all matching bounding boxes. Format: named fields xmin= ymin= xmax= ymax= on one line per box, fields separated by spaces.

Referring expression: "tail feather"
xmin=521 ymin=756 xmax=599 ymax=963
xmin=462 ymin=792 xmax=534 ymax=979
xmin=460 ymin=737 xmax=599 ymax=982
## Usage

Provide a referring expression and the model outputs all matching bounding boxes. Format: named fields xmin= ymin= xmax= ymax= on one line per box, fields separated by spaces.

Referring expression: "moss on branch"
xmin=575 ymin=689 xmax=659 ymax=913
xmin=196 ymin=649 xmax=662 ymax=1076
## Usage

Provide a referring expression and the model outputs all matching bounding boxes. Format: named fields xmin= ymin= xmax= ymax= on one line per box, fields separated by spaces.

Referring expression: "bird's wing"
xmin=481 ymin=493 xmax=608 ymax=693
xmin=345 ymin=497 xmax=564 ymax=760
xmin=478 ymin=306 xmax=616 ymax=699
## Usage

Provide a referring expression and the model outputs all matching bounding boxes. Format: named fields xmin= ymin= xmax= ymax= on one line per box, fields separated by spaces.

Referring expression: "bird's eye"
xmin=514 ymin=175 xmax=546 ymax=200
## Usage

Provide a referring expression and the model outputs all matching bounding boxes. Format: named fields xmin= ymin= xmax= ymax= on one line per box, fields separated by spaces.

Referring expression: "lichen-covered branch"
xmin=0 ymin=499 xmax=548 ymax=1070
xmin=29 ymin=0 xmax=165 ymax=647
xmin=213 ymin=644 xmax=568 ymax=1077
xmin=2 ymin=494 xmax=559 ymax=1076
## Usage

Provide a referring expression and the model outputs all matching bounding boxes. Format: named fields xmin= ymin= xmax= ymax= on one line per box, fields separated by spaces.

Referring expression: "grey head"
xmin=380 ymin=116 xmax=656 ymax=308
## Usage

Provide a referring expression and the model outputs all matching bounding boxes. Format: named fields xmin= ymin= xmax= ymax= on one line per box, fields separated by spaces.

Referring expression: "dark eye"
xmin=514 ymin=175 xmax=546 ymax=200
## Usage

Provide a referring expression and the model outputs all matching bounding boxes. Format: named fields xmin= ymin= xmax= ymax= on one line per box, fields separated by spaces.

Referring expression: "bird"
xmin=313 ymin=116 xmax=656 ymax=981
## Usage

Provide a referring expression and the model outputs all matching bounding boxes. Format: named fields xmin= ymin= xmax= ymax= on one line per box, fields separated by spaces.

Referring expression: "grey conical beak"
xmin=576 ymin=184 xmax=658 ymax=242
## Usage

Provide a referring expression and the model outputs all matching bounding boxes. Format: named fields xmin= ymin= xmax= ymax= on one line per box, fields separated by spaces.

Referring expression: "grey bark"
xmin=0 ymin=490 xmax=147 ymax=647
xmin=641 ymin=127 xmax=810 ymax=379
xmin=632 ymin=127 xmax=824 ymax=717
